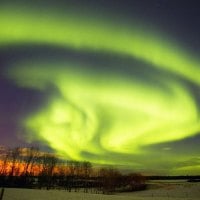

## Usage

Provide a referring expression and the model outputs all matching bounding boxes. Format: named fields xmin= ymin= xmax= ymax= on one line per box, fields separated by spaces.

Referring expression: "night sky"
xmin=0 ymin=0 xmax=200 ymax=175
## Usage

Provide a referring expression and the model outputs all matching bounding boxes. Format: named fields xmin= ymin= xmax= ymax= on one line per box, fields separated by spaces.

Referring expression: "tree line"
xmin=0 ymin=146 xmax=146 ymax=194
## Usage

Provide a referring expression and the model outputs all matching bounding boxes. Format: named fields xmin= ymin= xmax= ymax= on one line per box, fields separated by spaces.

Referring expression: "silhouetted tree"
xmin=38 ymin=153 xmax=58 ymax=189
xmin=125 ymin=173 xmax=146 ymax=191
xmin=22 ymin=147 xmax=39 ymax=176
xmin=98 ymin=167 xmax=122 ymax=194
xmin=81 ymin=161 xmax=92 ymax=178
xmin=0 ymin=151 xmax=9 ymax=176
xmin=8 ymin=147 xmax=21 ymax=176
xmin=81 ymin=161 xmax=92 ymax=192
xmin=0 ymin=146 xmax=147 ymax=192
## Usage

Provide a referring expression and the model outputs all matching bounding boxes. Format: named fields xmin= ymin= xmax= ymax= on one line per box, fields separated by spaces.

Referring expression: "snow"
xmin=2 ymin=181 xmax=200 ymax=200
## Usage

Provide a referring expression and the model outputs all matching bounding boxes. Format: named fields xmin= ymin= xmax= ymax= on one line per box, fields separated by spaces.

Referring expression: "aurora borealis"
xmin=1 ymin=0 xmax=200 ymax=175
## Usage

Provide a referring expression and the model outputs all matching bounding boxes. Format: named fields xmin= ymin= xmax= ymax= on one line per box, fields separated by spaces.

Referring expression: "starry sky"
xmin=0 ymin=0 xmax=200 ymax=175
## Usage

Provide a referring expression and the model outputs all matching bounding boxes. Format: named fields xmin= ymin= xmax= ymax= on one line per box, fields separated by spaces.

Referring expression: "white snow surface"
xmin=1 ymin=181 xmax=200 ymax=200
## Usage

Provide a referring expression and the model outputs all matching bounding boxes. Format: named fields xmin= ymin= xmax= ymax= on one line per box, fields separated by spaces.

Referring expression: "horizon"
xmin=0 ymin=143 xmax=199 ymax=177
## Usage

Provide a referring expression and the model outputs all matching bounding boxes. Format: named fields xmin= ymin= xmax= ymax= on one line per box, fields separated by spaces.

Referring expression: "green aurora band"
xmin=1 ymin=6 xmax=200 ymax=84
xmin=1 ymin=5 xmax=200 ymax=172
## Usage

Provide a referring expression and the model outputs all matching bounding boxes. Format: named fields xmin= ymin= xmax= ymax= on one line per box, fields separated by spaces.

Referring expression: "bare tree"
xmin=67 ymin=161 xmax=82 ymax=177
xmin=8 ymin=147 xmax=21 ymax=176
xmin=81 ymin=161 xmax=92 ymax=192
xmin=67 ymin=160 xmax=76 ymax=176
xmin=81 ymin=161 xmax=92 ymax=178
xmin=125 ymin=173 xmax=146 ymax=191
xmin=22 ymin=147 xmax=39 ymax=176
xmin=38 ymin=153 xmax=58 ymax=189
xmin=98 ymin=167 xmax=122 ymax=194
xmin=0 ymin=151 xmax=9 ymax=176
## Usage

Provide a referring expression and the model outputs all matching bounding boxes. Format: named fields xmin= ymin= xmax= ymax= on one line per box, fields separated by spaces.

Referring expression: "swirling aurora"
xmin=1 ymin=1 xmax=200 ymax=174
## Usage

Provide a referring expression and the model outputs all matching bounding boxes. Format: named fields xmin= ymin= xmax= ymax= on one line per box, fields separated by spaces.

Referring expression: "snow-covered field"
xmin=2 ymin=181 xmax=200 ymax=200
